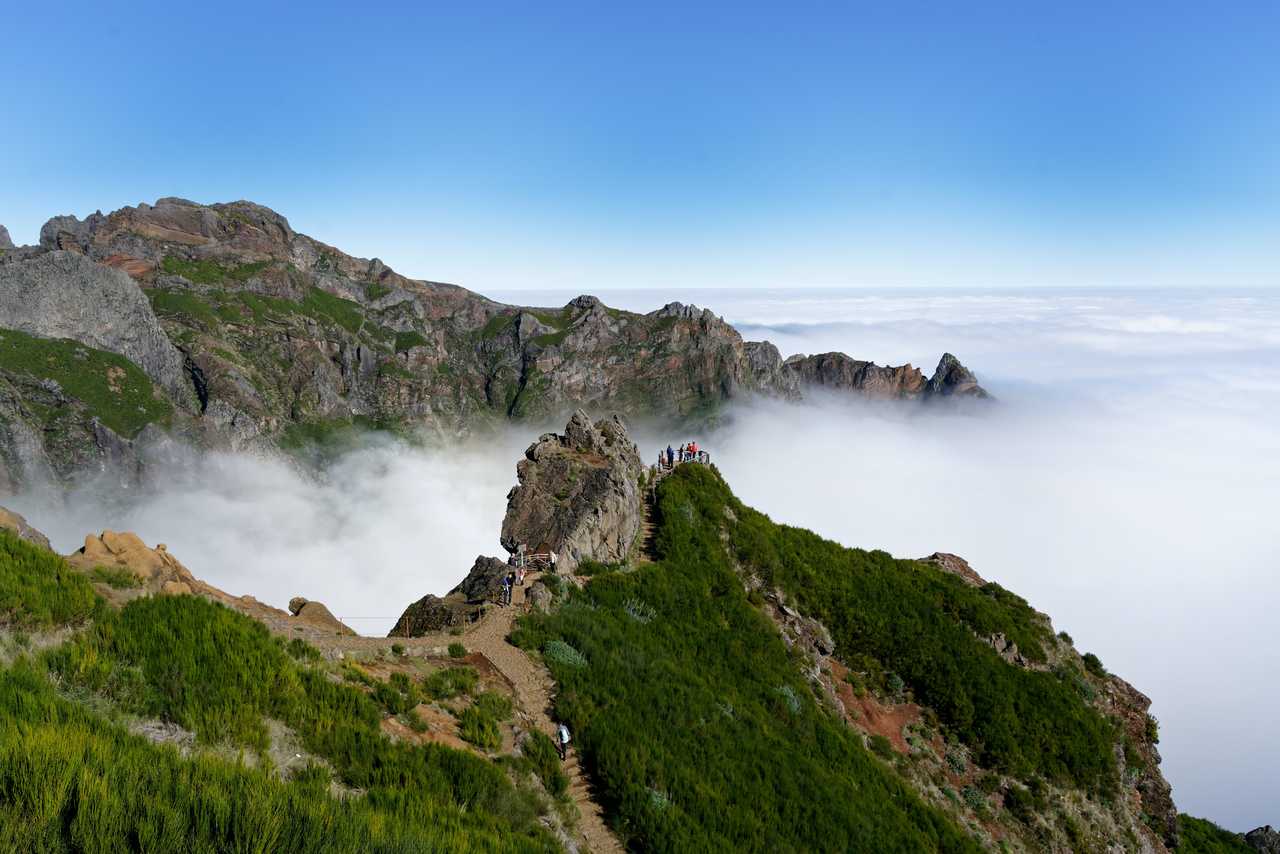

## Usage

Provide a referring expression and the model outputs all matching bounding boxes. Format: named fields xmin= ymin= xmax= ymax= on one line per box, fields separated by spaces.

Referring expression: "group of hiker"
xmin=659 ymin=441 xmax=709 ymax=468
xmin=499 ymin=544 xmax=558 ymax=606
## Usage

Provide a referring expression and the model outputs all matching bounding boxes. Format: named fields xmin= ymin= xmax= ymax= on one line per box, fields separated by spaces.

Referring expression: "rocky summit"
xmin=0 ymin=197 xmax=988 ymax=492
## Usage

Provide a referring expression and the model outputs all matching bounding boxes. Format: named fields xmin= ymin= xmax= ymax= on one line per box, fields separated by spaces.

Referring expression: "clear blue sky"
xmin=3 ymin=1 xmax=1277 ymax=290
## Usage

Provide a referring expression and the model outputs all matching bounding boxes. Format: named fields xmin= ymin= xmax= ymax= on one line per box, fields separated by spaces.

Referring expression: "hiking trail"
xmin=462 ymin=575 xmax=623 ymax=854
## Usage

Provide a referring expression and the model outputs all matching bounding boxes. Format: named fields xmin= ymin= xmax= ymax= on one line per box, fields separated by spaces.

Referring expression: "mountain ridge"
xmin=0 ymin=198 xmax=987 ymax=491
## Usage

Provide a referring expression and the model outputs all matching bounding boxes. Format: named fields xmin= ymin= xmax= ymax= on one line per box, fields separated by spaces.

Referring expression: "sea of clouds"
xmin=13 ymin=286 xmax=1278 ymax=831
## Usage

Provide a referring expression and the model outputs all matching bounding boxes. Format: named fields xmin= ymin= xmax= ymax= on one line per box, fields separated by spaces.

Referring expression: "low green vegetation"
xmin=1177 ymin=815 xmax=1254 ymax=852
xmin=160 ymin=255 xmax=270 ymax=285
xmin=514 ymin=466 xmax=979 ymax=852
xmin=30 ymin=599 xmax=550 ymax=850
xmin=458 ymin=692 xmax=513 ymax=751
xmin=0 ymin=530 xmax=554 ymax=852
xmin=0 ymin=530 xmax=101 ymax=629
xmin=424 ymin=666 xmax=479 ymax=700
xmin=521 ymin=730 xmax=568 ymax=797
xmin=0 ymin=328 xmax=172 ymax=437
xmin=88 ymin=566 xmax=142 ymax=589
xmin=394 ymin=330 xmax=429 ymax=352
xmin=722 ymin=464 xmax=1117 ymax=791
xmin=448 ymin=642 xmax=467 ymax=658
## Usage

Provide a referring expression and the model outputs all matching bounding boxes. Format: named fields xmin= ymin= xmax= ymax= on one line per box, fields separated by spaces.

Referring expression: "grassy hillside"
xmin=0 ymin=328 xmax=172 ymax=437
xmin=725 ymin=481 xmax=1118 ymax=791
xmin=0 ymin=529 xmax=555 ymax=853
xmin=514 ymin=467 xmax=981 ymax=852
xmin=1177 ymin=816 xmax=1255 ymax=853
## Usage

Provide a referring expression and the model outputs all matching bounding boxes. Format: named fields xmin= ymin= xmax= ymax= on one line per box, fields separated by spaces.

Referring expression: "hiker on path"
xmin=666 ymin=445 xmax=674 ymax=467
xmin=557 ymin=723 xmax=571 ymax=760
xmin=679 ymin=444 xmax=686 ymax=463
xmin=550 ymin=550 xmax=558 ymax=569
xmin=500 ymin=572 xmax=513 ymax=606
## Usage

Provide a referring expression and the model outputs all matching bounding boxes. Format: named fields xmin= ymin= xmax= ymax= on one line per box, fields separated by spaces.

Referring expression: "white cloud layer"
xmin=12 ymin=286 xmax=1279 ymax=832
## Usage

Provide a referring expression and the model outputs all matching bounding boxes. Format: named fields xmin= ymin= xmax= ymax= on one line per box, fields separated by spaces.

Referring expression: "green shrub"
xmin=448 ymin=642 xmax=467 ymax=659
xmin=542 ymin=639 xmax=587 ymax=669
xmin=474 ymin=691 xmax=514 ymax=722
xmin=391 ymin=643 xmax=405 ymax=657
xmin=869 ymin=734 xmax=895 ymax=760
xmin=458 ymin=705 xmax=502 ymax=750
xmin=89 ymin=566 xmax=142 ymax=589
xmin=394 ymin=330 xmax=429 ymax=352
xmin=423 ymin=666 xmax=478 ymax=700
xmin=1177 ymin=815 xmax=1254 ymax=852
xmin=285 ymin=637 xmax=321 ymax=662
xmin=0 ymin=530 xmax=101 ymax=628
xmin=522 ymin=730 xmax=568 ymax=797
xmin=1082 ymin=652 xmax=1107 ymax=678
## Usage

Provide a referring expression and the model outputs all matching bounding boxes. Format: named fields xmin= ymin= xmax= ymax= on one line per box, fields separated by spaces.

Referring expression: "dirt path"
xmin=459 ymin=577 xmax=623 ymax=854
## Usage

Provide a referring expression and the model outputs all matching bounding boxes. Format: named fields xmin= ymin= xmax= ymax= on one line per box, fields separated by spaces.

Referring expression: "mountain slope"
xmin=0 ymin=199 xmax=987 ymax=489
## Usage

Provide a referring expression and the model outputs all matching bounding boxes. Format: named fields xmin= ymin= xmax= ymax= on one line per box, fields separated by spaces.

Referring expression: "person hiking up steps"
xmin=557 ymin=722 xmax=571 ymax=761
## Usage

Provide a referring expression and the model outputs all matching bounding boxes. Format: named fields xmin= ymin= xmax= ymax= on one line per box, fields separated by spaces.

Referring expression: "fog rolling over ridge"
xmin=14 ymin=287 xmax=1279 ymax=832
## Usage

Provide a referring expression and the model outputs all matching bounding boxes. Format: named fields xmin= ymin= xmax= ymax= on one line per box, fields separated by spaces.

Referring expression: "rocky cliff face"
xmin=500 ymin=410 xmax=643 ymax=573
xmin=390 ymin=410 xmax=645 ymax=636
xmin=0 ymin=226 xmax=13 ymax=251
xmin=0 ymin=197 xmax=987 ymax=491
xmin=784 ymin=351 xmax=989 ymax=400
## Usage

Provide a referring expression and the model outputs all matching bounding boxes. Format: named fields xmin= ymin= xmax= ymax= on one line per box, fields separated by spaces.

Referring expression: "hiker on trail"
xmin=678 ymin=443 xmax=686 ymax=463
xmin=666 ymin=445 xmax=674 ymax=467
xmin=557 ymin=723 xmax=571 ymax=760
xmin=516 ymin=564 xmax=526 ymax=586
xmin=550 ymin=550 xmax=558 ymax=569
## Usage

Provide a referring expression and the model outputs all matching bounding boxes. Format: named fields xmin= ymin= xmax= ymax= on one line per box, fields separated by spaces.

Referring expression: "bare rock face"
xmin=450 ymin=555 xmax=511 ymax=604
xmin=388 ymin=594 xmax=466 ymax=637
xmin=784 ymin=351 xmax=990 ymax=401
xmin=0 ymin=505 xmax=52 ymax=551
xmin=286 ymin=596 xmax=355 ymax=635
xmin=0 ymin=250 xmax=190 ymax=403
xmin=68 ymin=530 xmax=200 ymax=595
xmin=919 ymin=552 xmax=986 ymax=586
xmin=0 ymin=225 xmax=13 ymax=250
xmin=1246 ymin=826 xmax=1280 ymax=853
xmin=924 ymin=353 xmax=990 ymax=399
xmin=784 ymin=352 xmax=927 ymax=399
xmin=500 ymin=410 xmax=643 ymax=573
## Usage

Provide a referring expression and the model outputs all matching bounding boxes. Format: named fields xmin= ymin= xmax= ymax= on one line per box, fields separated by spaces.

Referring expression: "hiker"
xmin=666 ymin=444 xmax=674 ymax=467
xmin=557 ymin=722 xmax=571 ymax=760
xmin=678 ymin=443 xmax=686 ymax=463
xmin=549 ymin=550 xmax=558 ymax=569
xmin=516 ymin=564 xmax=526 ymax=586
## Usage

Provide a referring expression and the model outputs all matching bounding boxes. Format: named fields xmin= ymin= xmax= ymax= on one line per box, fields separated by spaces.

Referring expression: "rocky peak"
xmin=784 ymin=352 xmax=927 ymax=399
xmin=925 ymin=352 xmax=989 ymax=399
xmin=0 ymin=506 xmax=52 ymax=551
xmin=500 ymin=409 xmax=643 ymax=573
xmin=0 ymin=225 xmax=13 ymax=250
xmin=1247 ymin=826 xmax=1280 ymax=853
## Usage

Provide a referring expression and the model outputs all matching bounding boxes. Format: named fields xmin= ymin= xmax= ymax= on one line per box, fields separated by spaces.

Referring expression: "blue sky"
xmin=2 ymin=1 xmax=1277 ymax=290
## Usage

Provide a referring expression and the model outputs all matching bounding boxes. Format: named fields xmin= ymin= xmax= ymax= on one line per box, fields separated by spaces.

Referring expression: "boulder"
xmin=500 ymin=410 xmax=643 ymax=573
xmin=67 ymin=530 xmax=198 ymax=591
xmin=287 ymin=597 xmax=355 ymax=635
xmin=525 ymin=580 xmax=553 ymax=612
xmin=919 ymin=552 xmax=986 ymax=586
xmin=0 ymin=251 xmax=190 ymax=403
xmin=0 ymin=506 xmax=52 ymax=551
xmin=450 ymin=555 xmax=511 ymax=604
xmin=388 ymin=594 xmax=465 ymax=637
xmin=1247 ymin=826 xmax=1280 ymax=854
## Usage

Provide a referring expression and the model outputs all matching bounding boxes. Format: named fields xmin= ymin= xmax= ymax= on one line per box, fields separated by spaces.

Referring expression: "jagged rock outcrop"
xmin=500 ymin=410 xmax=643 ymax=573
xmin=287 ymin=596 xmax=356 ymax=636
xmin=388 ymin=594 xmax=467 ymax=637
xmin=925 ymin=352 xmax=990 ymax=399
xmin=0 ymin=197 xmax=990 ymax=488
xmin=919 ymin=552 xmax=986 ymax=586
xmin=1247 ymin=826 xmax=1280 ymax=853
xmin=0 ymin=226 xmax=13 ymax=251
xmin=0 ymin=506 xmax=52 ymax=551
xmin=784 ymin=351 xmax=990 ymax=400
xmin=450 ymin=555 xmax=512 ymax=604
